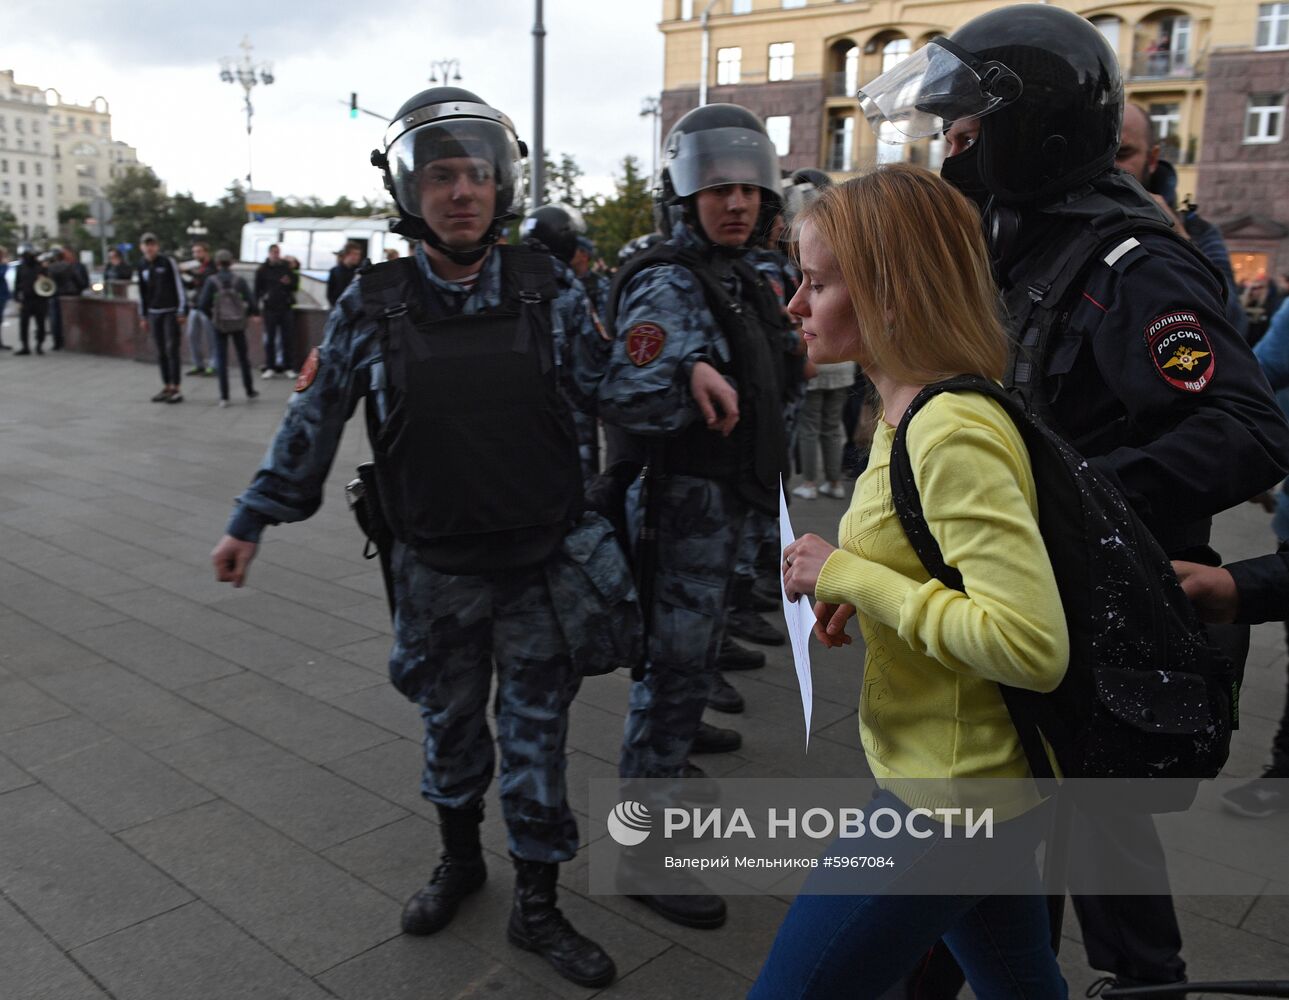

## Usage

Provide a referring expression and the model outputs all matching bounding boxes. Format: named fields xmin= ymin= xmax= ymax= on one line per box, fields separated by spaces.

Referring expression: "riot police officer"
xmin=598 ymin=103 xmax=788 ymax=929
xmin=210 ymin=87 xmax=620 ymax=989
xmin=521 ymin=202 xmax=611 ymax=481
xmin=859 ymin=5 xmax=1289 ymax=991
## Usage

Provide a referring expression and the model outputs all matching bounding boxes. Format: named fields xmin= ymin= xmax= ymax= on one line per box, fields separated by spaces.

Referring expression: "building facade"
xmin=47 ymin=91 xmax=141 ymax=214
xmin=659 ymin=0 xmax=1258 ymax=208
xmin=0 ymin=70 xmax=58 ymax=242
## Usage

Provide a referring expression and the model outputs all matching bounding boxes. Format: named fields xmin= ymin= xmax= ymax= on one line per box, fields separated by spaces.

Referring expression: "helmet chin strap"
xmin=390 ymin=214 xmax=500 ymax=266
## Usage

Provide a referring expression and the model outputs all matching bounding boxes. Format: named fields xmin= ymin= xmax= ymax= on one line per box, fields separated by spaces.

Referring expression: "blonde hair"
xmin=797 ymin=164 xmax=1007 ymax=383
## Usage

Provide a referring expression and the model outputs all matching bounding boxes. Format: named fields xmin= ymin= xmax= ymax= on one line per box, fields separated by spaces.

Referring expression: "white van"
xmin=239 ymin=217 xmax=411 ymax=280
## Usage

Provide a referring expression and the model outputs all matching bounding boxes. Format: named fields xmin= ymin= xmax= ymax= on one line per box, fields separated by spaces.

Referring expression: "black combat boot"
xmin=707 ymin=671 xmax=745 ymax=714
xmin=401 ymin=802 xmax=487 ymax=935
xmin=717 ymin=635 xmax=766 ymax=671
xmin=507 ymin=857 xmax=616 ymax=988
xmin=691 ymin=720 xmax=742 ymax=754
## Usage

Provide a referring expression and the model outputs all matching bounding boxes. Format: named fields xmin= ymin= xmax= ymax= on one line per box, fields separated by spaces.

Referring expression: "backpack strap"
xmin=888 ymin=375 xmax=1056 ymax=784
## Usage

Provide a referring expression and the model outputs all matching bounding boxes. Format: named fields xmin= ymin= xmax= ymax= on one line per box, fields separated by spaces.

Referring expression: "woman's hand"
xmin=813 ymin=602 xmax=855 ymax=648
xmin=782 ymin=533 xmax=838 ymax=602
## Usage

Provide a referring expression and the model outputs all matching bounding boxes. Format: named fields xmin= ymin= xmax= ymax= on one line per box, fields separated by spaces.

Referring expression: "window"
xmin=681 ymin=0 xmax=693 ymax=19
xmin=1149 ymin=102 xmax=1182 ymax=160
xmin=19 ymin=182 xmax=26 ymax=198
xmin=34 ymin=161 xmax=41 ymax=176
xmin=1091 ymin=16 xmax=1121 ymax=54
xmin=1 ymin=181 xmax=7 ymax=195
xmin=35 ymin=183 xmax=42 ymax=197
xmin=765 ymin=115 xmax=791 ymax=155
xmin=1246 ymin=93 xmax=1285 ymax=142
xmin=783 ymin=0 xmax=806 ymax=7
xmin=882 ymin=37 xmax=911 ymax=73
xmin=17 ymin=161 xmax=24 ymax=175
xmin=769 ymin=42 xmax=795 ymax=81
xmin=80 ymin=119 xmax=90 ymax=133
xmin=14 ymin=118 xmax=23 ymax=133
xmin=0 ymin=159 xmax=6 ymax=173
xmin=844 ymin=45 xmax=859 ymax=95
xmin=32 ymin=120 xmax=39 ymax=134
xmin=827 ymin=114 xmax=854 ymax=171
xmin=732 ymin=0 xmax=752 ymax=11
xmin=1259 ymin=3 xmax=1289 ymax=48
xmin=0 ymin=116 xmax=6 ymax=132
xmin=100 ymin=121 xmax=109 ymax=135
xmin=717 ymin=47 xmax=742 ymax=85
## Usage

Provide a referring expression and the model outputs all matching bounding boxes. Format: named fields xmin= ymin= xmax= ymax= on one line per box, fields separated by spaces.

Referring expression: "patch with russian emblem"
xmin=626 ymin=323 xmax=667 ymax=367
xmin=1144 ymin=311 xmax=1214 ymax=393
xmin=294 ymin=348 xmax=321 ymax=392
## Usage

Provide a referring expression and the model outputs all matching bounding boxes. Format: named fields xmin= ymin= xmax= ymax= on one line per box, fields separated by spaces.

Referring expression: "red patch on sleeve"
xmin=1144 ymin=311 xmax=1214 ymax=393
xmin=626 ymin=323 xmax=667 ymax=367
xmin=294 ymin=348 xmax=320 ymax=392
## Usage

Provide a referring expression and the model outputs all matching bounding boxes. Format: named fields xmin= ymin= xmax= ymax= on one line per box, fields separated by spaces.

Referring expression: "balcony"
xmin=1128 ymin=50 xmax=1204 ymax=81
xmin=828 ymin=71 xmax=856 ymax=98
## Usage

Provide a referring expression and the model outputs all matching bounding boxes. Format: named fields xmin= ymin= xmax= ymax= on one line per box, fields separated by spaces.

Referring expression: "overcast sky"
xmin=6 ymin=0 xmax=665 ymax=206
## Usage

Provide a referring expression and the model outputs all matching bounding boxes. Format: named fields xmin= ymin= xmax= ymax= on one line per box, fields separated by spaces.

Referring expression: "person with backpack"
xmin=859 ymin=6 xmax=1289 ymax=991
xmin=197 ymin=250 xmax=259 ymax=408
xmin=760 ymin=165 xmax=1069 ymax=1000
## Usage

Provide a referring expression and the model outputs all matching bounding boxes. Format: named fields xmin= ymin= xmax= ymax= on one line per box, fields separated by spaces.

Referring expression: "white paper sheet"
xmin=778 ymin=477 xmax=815 ymax=748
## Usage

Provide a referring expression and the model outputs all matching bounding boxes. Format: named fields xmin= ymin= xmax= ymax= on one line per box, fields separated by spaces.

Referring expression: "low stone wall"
xmin=60 ymin=296 xmax=329 ymax=369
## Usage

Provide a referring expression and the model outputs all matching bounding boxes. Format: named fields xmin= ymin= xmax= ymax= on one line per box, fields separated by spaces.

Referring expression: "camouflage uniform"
xmin=225 ymin=244 xmax=612 ymax=863
xmin=551 ymin=254 xmax=609 ymax=483
xmin=598 ymin=221 xmax=762 ymax=779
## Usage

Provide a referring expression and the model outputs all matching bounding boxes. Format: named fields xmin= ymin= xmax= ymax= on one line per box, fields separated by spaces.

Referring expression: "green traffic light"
xmin=350 ymin=108 xmax=358 ymax=119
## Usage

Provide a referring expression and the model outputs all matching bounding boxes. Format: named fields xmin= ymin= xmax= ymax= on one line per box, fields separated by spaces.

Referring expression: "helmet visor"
xmin=857 ymin=38 xmax=1013 ymax=143
xmin=388 ymin=117 xmax=526 ymax=220
xmin=666 ymin=127 xmax=781 ymax=198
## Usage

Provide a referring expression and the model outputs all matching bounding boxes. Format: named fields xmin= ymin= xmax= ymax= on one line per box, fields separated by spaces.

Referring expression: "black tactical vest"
xmin=360 ymin=247 xmax=583 ymax=575
xmin=606 ymin=242 xmax=787 ymax=516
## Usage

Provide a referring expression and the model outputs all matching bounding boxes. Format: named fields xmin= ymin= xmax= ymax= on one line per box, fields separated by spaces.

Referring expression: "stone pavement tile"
xmin=326 ymin=738 xmax=427 ymax=814
xmin=608 ymin=943 xmax=753 ymax=1000
xmin=226 ymin=560 xmax=389 ymax=614
xmin=332 ymin=635 xmax=398 ymax=670
xmin=318 ymin=934 xmax=564 ymax=1000
xmin=70 ymin=900 xmax=330 ymax=1000
xmin=0 ymin=674 xmax=72 ymax=734
xmin=21 ymin=552 xmax=151 ymax=599
xmin=155 ymin=726 xmax=409 ymax=851
xmin=333 ymin=570 xmax=388 ymax=601
xmin=69 ymin=619 xmax=243 ymax=690
xmin=30 ymin=660 xmax=228 ymax=752
xmin=736 ymin=646 xmax=865 ymax=715
xmin=24 ymin=473 xmax=118 ymax=501
xmin=0 ymin=612 xmax=107 ymax=680
xmin=35 ymin=526 xmax=172 ymax=573
xmin=260 ymin=543 xmax=377 ymax=587
xmin=574 ymin=670 xmax=633 ymax=717
xmin=0 ymin=570 xmax=129 ymax=633
xmin=16 ymin=725 xmax=214 ymax=833
xmin=0 ymin=715 xmax=121 ymax=769
xmin=120 ymin=800 xmax=398 ymax=976
xmin=0 ymin=525 xmax=68 ymax=565
xmin=322 ymin=813 xmax=439 ymax=899
xmin=97 ymin=585 xmax=249 ymax=645
xmin=567 ymin=699 xmax=631 ymax=767
xmin=1242 ymin=880 xmax=1289 ymax=947
xmin=63 ymin=510 xmax=191 ymax=557
xmin=561 ymin=853 xmax=788 ymax=981
xmin=1176 ymin=892 xmax=1260 ymax=929
xmin=0 ymin=894 xmax=109 ymax=1000
xmin=181 ymin=671 xmax=397 ymax=764
xmin=1177 ymin=904 xmax=1289 ymax=983
xmin=186 ymin=623 xmax=388 ymax=695
xmin=0 ymin=750 xmax=33 ymax=793
xmin=216 ymin=590 xmax=381 ymax=651
xmin=445 ymin=866 xmax=673 ymax=997
xmin=0 ymin=784 xmax=193 ymax=949
xmin=107 ymin=556 xmax=244 ymax=606
xmin=330 ymin=600 xmax=395 ymax=633
xmin=326 ymin=682 xmax=424 ymax=741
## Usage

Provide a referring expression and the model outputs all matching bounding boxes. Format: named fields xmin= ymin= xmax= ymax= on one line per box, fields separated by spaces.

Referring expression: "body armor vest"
xmin=359 ymin=246 xmax=583 ymax=574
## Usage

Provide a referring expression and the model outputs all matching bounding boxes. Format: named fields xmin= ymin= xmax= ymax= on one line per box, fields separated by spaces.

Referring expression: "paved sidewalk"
xmin=1 ymin=348 xmax=1287 ymax=999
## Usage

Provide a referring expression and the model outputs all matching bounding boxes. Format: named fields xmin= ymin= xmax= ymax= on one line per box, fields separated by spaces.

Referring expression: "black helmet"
xmin=857 ymin=4 xmax=1122 ymax=206
xmin=520 ymin=203 xmax=587 ymax=264
xmin=371 ymin=86 xmax=528 ymax=263
xmin=657 ymin=103 xmax=782 ymax=241
xmin=782 ymin=167 xmax=832 ymax=225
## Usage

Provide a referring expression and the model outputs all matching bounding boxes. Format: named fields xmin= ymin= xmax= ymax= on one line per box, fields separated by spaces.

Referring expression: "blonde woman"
xmin=754 ymin=165 xmax=1070 ymax=999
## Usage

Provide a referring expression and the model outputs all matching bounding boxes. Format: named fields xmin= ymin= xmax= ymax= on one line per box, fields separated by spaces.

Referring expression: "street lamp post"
xmin=219 ymin=36 xmax=275 ymax=197
xmin=532 ymin=0 xmax=546 ymax=210
xmin=640 ymin=96 xmax=662 ymax=186
xmin=428 ymin=59 xmax=463 ymax=85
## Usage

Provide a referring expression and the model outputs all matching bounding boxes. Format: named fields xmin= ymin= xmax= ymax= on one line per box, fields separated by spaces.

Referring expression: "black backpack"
xmin=889 ymin=376 xmax=1235 ymax=806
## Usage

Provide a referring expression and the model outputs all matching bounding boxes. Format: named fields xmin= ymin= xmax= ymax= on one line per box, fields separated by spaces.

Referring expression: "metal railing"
xmin=1129 ymin=50 xmax=1203 ymax=79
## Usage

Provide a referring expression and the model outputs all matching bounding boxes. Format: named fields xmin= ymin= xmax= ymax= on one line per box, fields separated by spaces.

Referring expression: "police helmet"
xmin=857 ymin=4 xmax=1121 ymax=206
xmin=371 ymin=87 xmax=527 ymax=259
xmin=782 ymin=167 xmax=832 ymax=225
xmin=657 ymin=103 xmax=782 ymax=239
xmin=617 ymin=232 xmax=663 ymax=266
xmin=520 ymin=203 xmax=587 ymax=264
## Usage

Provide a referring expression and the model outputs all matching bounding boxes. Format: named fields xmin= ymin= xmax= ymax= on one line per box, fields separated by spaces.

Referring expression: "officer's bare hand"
xmin=812 ymin=601 xmax=855 ymax=648
xmin=1172 ymin=560 xmax=1238 ymax=624
xmin=782 ymin=533 xmax=838 ymax=602
xmin=691 ymin=361 xmax=739 ymax=436
xmin=212 ymin=535 xmax=257 ymax=588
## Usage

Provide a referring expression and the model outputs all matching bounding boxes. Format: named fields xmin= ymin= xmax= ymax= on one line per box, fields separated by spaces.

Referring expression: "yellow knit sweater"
xmin=816 ymin=390 xmax=1068 ymax=803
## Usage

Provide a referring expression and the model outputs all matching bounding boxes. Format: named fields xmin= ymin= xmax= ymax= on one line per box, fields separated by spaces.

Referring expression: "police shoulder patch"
xmin=294 ymin=347 xmax=321 ymax=392
xmin=626 ymin=322 xmax=667 ymax=366
xmin=1144 ymin=310 xmax=1214 ymax=393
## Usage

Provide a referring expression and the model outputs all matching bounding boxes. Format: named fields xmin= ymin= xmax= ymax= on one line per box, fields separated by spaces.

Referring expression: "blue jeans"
xmin=750 ymin=793 xmax=1067 ymax=1000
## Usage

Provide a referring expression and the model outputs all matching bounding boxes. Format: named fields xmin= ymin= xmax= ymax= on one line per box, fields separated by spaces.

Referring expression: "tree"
xmin=103 ymin=166 xmax=174 ymax=254
xmin=57 ymin=202 xmax=94 ymax=254
xmin=583 ymin=155 xmax=654 ymax=264
xmin=542 ymin=152 xmax=588 ymax=210
xmin=0 ymin=202 xmax=19 ymax=247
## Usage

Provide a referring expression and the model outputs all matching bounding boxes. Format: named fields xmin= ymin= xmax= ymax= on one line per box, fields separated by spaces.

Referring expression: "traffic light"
xmin=350 ymin=93 xmax=358 ymax=119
